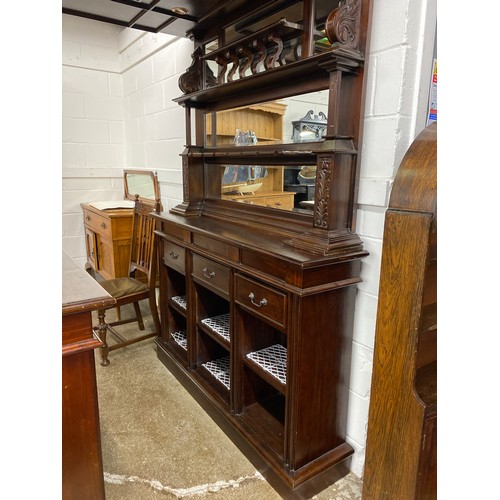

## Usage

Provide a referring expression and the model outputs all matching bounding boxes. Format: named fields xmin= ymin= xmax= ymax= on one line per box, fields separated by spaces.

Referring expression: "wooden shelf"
xmin=199 ymin=313 xmax=231 ymax=349
xmin=245 ymin=344 xmax=287 ymax=394
xmin=237 ymin=396 xmax=285 ymax=462
xmin=174 ymin=49 xmax=363 ymax=110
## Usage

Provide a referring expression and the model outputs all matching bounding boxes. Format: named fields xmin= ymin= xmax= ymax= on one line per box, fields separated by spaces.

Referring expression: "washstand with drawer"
xmin=81 ymin=170 xmax=160 ymax=280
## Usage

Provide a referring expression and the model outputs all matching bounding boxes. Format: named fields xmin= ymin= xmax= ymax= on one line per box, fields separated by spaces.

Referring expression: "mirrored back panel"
xmin=203 ymin=90 xmax=328 ymax=213
xmin=219 ymin=164 xmax=315 ymax=212
xmin=205 ymin=90 xmax=328 ymax=147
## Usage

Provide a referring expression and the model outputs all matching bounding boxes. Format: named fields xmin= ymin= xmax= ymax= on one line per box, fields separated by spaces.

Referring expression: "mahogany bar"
xmin=152 ymin=1 xmax=373 ymax=497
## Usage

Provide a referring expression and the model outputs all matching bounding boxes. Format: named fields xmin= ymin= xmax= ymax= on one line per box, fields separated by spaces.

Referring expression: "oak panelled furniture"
xmin=82 ymin=170 xmax=161 ymax=280
xmin=62 ymin=249 xmax=115 ymax=499
xmin=362 ymin=123 xmax=437 ymax=499
xmin=82 ymin=203 xmax=134 ymax=279
xmin=151 ymin=1 xmax=373 ymax=498
xmin=94 ymin=197 xmax=161 ymax=366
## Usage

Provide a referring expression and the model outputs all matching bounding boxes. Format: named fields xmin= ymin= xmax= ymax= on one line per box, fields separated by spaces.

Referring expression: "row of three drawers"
xmin=163 ymin=240 xmax=286 ymax=329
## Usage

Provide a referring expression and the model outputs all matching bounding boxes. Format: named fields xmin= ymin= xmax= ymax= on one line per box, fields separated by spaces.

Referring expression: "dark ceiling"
xmin=62 ymin=0 xmax=303 ymax=41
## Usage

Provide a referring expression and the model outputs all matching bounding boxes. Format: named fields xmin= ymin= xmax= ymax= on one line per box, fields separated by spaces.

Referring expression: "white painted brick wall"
xmin=61 ymin=0 xmax=436 ymax=479
xmin=347 ymin=0 xmax=437 ymax=477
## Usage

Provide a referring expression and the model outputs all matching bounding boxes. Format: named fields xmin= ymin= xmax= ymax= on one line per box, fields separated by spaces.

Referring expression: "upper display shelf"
xmin=175 ymin=48 xmax=363 ymax=111
xmin=176 ymin=0 xmax=368 ymax=111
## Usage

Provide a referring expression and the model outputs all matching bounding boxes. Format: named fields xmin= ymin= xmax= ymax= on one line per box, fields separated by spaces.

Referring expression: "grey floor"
xmin=94 ymin=303 xmax=363 ymax=499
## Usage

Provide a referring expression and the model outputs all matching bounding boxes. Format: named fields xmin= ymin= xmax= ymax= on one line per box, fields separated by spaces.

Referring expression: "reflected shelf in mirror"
xmin=219 ymin=164 xmax=314 ymax=212
xmin=205 ymin=90 xmax=329 ymax=148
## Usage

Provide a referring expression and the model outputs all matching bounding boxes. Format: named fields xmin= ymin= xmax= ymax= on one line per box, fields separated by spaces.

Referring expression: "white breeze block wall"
xmin=62 ymin=14 xmax=192 ymax=265
xmin=61 ymin=0 xmax=435 ymax=479
xmin=346 ymin=0 xmax=436 ymax=477
xmin=62 ymin=15 xmax=126 ymax=262
xmin=120 ymin=31 xmax=193 ymax=212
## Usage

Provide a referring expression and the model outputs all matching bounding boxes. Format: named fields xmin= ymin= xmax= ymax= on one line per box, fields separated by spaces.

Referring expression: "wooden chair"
xmin=94 ymin=196 xmax=161 ymax=366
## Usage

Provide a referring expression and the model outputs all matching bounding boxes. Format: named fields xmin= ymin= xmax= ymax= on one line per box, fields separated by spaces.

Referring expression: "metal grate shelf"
xmin=201 ymin=356 xmax=230 ymax=390
xmin=201 ymin=313 xmax=230 ymax=343
xmin=171 ymin=330 xmax=187 ymax=350
xmin=171 ymin=295 xmax=187 ymax=309
xmin=246 ymin=344 xmax=287 ymax=385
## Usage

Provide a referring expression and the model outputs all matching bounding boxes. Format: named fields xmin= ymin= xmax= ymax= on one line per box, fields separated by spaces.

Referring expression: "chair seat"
xmin=100 ymin=277 xmax=148 ymax=299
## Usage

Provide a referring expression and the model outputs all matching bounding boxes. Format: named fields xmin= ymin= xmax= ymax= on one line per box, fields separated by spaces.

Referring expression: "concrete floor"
xmin=94 ymin=304 xmax=363 ymax=499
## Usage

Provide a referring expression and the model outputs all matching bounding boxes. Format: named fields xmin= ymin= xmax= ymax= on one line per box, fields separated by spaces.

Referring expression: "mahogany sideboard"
xmin=153 ymin=212 xmax=367 ymax=498
xmin=62 ymin=250 xmax=115 ymax=499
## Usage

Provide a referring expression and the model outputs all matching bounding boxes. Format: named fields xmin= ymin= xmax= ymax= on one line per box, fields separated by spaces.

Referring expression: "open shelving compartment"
xmin=160 ymin=258 xmax=189 ymax=366
xmin=193 ymin=284 xmax=232 ymax=407
xmin=235 ymin=307 xmax=288 ymax=463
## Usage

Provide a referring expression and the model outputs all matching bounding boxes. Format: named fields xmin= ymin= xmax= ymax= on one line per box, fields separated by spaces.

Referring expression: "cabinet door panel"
xmin=96 ymin=237 xmax=114 ymax=279
xmin=85 ymin=228 xmax=98 ymax=271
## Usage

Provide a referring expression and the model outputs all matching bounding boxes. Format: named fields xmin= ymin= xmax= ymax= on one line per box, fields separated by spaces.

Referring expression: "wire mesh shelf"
xmin=171 ymin=295 xmax=187 ymax=310
xmin=201 ymin=356 xmax=231 ymax=390
xmin=171 ymin=330 xmax=187 ymax=350
xmin=246 ymin=344 xmax=287 ymax=385
xmin=201 ymin=313 xmax=230 ymax=342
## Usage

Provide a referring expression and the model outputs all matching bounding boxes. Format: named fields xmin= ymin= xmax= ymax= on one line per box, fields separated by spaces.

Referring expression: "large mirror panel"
xmin=205 ymin=90 xmax=328 ymax=212
xmin=205 ymin=90 xmax=328 ymax=146
xmin=217 ymin=164 xmax=315 ymax=212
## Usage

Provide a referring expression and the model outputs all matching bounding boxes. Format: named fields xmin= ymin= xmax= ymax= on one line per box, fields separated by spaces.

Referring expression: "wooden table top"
xmin=62 ymin=250 xmax=115 ymax=316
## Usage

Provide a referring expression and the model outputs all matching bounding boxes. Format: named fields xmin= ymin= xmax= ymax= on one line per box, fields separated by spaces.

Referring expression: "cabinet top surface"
xmin=62 ymin=250 xmax=115 ymax=315
xmin=81 ymin=203 xmax=134 ymax=218
xmin=153 ymin=212 xmax=365 ymax=266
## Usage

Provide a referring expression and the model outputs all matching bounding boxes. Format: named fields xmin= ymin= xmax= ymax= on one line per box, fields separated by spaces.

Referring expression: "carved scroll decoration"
xmin=178 ymin=47 xmax=203 ymax=94
xmin=182 ymin=155 xmax=189 ymax=203
xmin=314 ymin=158 xmax=332 ymax=228
xmin=264 ymin=33 xmax=283 ymax=70
xmin=238 ymin=45 xmax=254 ymax=78
xmin=325 ymin=0 xmax=360 ymax=50
xmin=251 ymin=39 xmax=267 ymax=74
xmin=178 ymin=47 xmax=216 ymax=93
xmin=226 ymin=50 xmax=240 ymax=82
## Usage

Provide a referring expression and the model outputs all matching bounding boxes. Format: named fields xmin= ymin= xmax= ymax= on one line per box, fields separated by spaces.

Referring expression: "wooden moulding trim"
xmin=284 ymin=230 xmax=367 ymax=256
xmin=62 ymin=337 xmax=102 ymax=357
xmin=288 ymin=442 xmax=354 ymax=485
xmin=62 ymin=297 xmax=116 ymax=317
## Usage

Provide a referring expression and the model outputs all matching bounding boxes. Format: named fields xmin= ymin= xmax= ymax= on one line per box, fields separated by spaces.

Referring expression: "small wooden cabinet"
xmin=81 ymin=203 xmax=133 ymax=279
